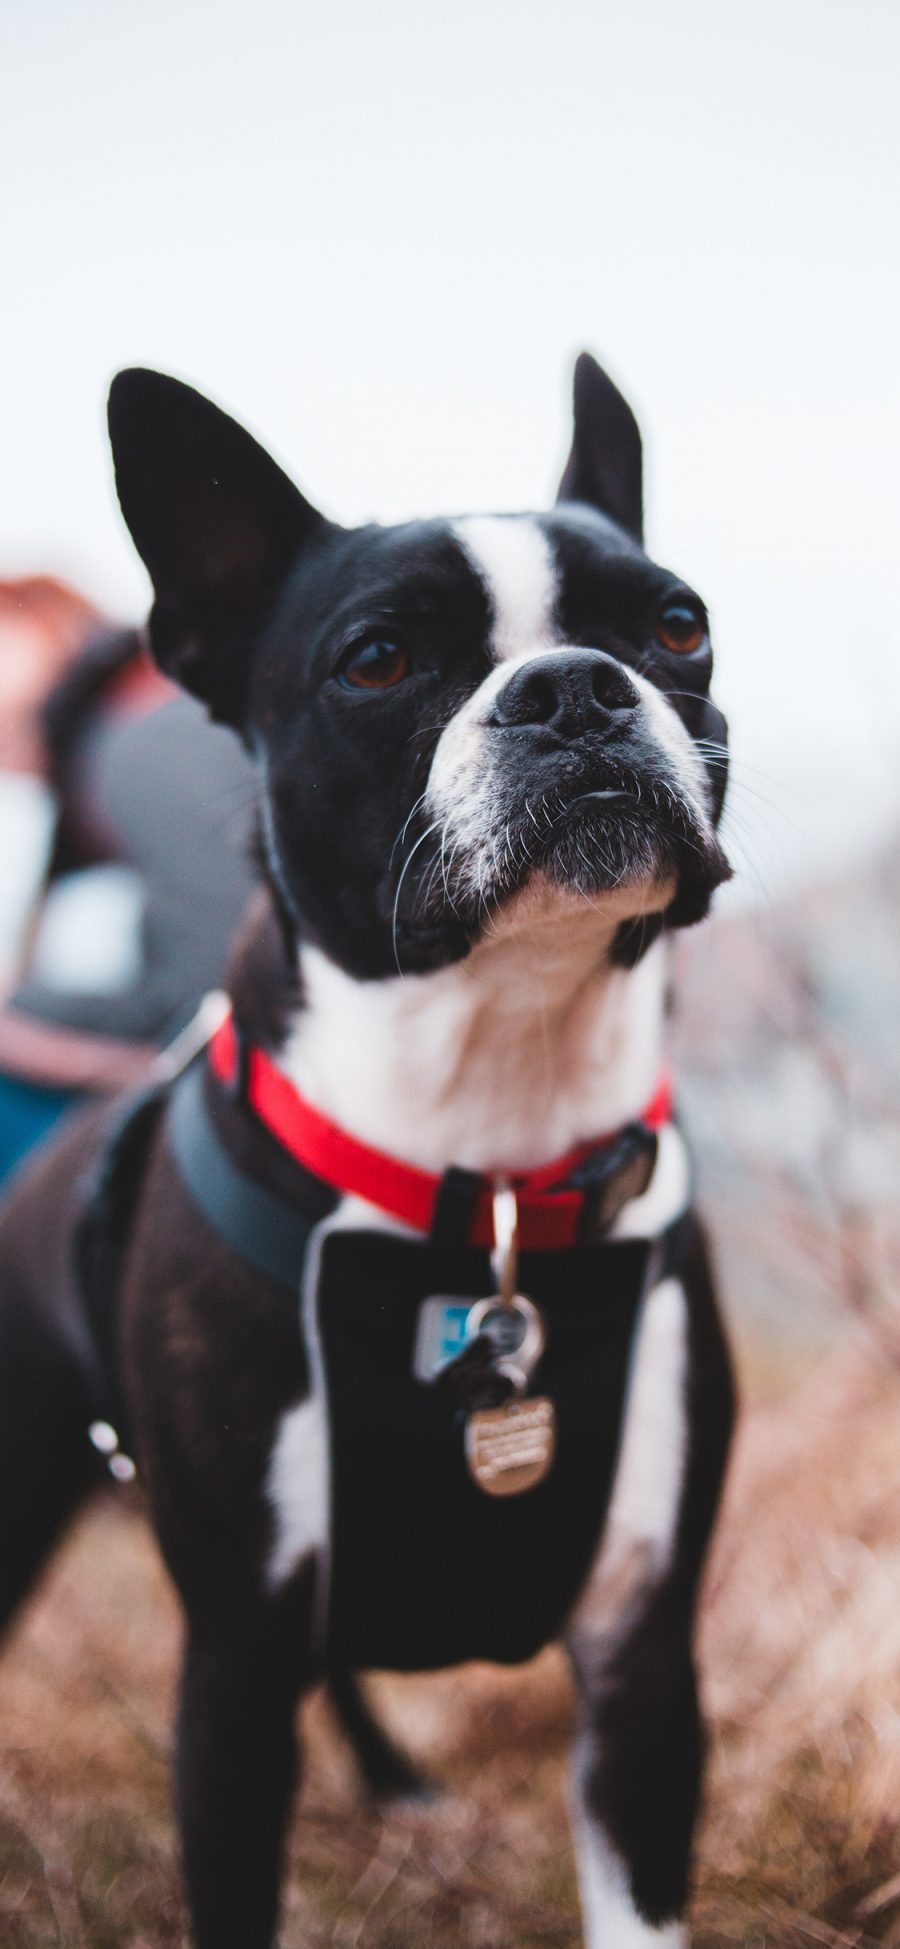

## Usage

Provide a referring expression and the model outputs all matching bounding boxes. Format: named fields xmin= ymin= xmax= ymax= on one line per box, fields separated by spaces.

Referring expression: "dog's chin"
xmin=463 ymin=793 xmax=723 ymax=925
xmin=484 ymin=866 xmax=677 ymax=938
xmin=536 ymin=788 xmax=732 ymax=928
xmin=391 ymin=793 xmax=731 ymax=974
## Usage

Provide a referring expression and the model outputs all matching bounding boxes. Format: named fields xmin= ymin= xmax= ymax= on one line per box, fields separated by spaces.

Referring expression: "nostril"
xmin=521 ymin=670 xmax=560 ymax=725
xmin=590 ymin=661 xmax=638 ymax=714
xmin=491 ymin=665 xmax=564 ymax=727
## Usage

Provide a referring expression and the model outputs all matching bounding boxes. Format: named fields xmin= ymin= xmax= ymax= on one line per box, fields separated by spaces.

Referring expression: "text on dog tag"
xmin=465 ymin=1396 xmax=556 ymax=1497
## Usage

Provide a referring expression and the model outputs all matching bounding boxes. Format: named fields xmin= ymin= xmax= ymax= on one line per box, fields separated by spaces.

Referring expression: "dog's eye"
xmin=655 ymin=605 xmax=706 ymax=655
xmin=339 ymin=639 xmax=410 ymax=691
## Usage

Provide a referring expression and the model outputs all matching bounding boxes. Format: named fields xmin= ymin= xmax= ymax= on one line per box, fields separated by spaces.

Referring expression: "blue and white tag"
xmin=412 ymin=1296 xmax=476 ymax=1382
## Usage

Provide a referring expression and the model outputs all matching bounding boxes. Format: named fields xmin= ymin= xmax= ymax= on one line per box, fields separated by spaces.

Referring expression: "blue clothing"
xmin=0 ymin=1076 xmax=79 ymax=1188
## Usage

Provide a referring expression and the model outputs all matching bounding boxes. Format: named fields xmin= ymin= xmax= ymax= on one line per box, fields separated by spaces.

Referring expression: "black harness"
xmin=77 ymin=1048 xmax=693 ymax=1669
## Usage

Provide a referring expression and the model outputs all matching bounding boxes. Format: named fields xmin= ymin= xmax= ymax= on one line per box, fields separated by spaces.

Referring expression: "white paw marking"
xmin=572 ymin=1807 xmax=686 ymax=1947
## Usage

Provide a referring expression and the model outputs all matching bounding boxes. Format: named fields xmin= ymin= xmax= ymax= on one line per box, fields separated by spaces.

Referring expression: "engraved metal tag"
xmin=465 ymin=1396 xmax=556 ymax=1497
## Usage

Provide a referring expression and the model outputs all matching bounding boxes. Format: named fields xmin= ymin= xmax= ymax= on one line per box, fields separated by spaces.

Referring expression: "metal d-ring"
xmin=465 ymin=1292 xmax=546 ymax=1387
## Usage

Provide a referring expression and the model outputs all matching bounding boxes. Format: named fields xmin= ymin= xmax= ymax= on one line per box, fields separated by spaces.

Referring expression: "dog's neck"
xmin=272 ymin=882 xmax=671 ymax=1176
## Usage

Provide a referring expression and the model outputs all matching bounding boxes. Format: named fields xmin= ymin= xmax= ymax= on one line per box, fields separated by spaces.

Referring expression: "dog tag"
xmin=465 ymin=1395 xmax=556 ymax=1497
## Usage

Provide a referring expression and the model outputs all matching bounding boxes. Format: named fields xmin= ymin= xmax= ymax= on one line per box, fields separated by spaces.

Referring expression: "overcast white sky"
xmin=2 ymin=0 xmax=899 ymax=902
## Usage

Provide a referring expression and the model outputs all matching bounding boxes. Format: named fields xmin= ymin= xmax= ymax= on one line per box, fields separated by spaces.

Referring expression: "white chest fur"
xmin=276 ymin=885 xmax=670 ymax=1176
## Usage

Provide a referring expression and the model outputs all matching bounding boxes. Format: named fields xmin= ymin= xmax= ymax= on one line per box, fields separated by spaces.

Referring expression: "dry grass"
xmin=698 ymin=1343 xmax=900 ymax=1948
xmin=1 ymin=1341 xmax=899 ymax=1948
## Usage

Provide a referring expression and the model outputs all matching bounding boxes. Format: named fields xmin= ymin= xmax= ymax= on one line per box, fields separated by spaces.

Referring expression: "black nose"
xmin=488 ymin=649 xmax=639 ymax=740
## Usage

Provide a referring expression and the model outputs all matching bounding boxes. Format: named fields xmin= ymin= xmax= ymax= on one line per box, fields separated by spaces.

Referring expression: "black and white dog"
xmin=0 ymin=355 xmax=735 ymax=1947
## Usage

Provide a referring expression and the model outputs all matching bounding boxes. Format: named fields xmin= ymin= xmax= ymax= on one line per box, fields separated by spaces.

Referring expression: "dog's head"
xmin=109 ymin=357 xmax=730 ymax=979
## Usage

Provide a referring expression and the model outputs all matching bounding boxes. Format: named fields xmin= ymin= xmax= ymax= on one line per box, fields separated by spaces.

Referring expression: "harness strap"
xmin=74 ymin=1077 xmax=172 ymax=1460
xmin=169 ymin=1063 xmax=316 ymax=1288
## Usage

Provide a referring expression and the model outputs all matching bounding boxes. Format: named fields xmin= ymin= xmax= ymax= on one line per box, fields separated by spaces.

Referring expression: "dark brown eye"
xmin=340 ymin=639 xmax=410 ymax=690
xmin=655 ymin=605 xmax=706 ymax=655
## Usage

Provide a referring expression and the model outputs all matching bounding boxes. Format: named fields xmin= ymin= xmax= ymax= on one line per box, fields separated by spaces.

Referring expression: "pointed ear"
xmin=556 ymin=352 xmax=643 ymax=544
xmin=108 ymin=369 xmax=329 ymax=724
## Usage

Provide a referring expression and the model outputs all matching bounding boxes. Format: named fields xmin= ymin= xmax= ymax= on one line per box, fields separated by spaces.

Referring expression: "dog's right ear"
xmin=108 ymin=369 xmax=328 ymax=726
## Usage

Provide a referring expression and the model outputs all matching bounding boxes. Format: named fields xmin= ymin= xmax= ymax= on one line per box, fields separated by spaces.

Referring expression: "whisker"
xmin=390 ymin=789 xmax=430 ymax=870
xmin=391 ymin=818 xmax=443 ymax=974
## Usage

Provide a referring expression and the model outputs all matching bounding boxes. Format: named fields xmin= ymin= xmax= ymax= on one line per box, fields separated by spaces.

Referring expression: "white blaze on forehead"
xmin=453 ymin=515 xmax=558 ymax=662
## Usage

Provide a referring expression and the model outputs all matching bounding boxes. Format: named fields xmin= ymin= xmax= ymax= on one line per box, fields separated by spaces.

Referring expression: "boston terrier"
xmin=0 ymin=354 xmax=736 ymax=1947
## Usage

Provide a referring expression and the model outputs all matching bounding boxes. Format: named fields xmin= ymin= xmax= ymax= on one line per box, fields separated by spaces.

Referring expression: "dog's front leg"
xmin=175 ymin=1583 xmax=316 ymax=1949
xmin=567 ymin=1590 xmax=699 ymax=1946
xmin=565 ymin=1242 xmax=734 ymax=1945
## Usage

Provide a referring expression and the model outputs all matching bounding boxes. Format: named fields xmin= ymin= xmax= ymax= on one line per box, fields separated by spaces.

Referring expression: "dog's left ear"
xmin=556 ymin=352 xmax=643 ymax=544
xmin=108 ymin=368 xmax=329 ymax=727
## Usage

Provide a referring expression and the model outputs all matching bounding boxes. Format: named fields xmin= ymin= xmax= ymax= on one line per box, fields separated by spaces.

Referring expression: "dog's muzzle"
xmin=412 ymin=642 xmax=729 ymax=941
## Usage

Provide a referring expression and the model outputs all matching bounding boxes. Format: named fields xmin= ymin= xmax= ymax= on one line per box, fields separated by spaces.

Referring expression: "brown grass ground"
xmin=1 ymin=1338 xmax=898 ymax=1949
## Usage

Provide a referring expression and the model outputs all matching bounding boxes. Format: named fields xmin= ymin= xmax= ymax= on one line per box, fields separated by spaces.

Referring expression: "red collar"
xmin=209 ymin=1013 xmax=672 ymax=1252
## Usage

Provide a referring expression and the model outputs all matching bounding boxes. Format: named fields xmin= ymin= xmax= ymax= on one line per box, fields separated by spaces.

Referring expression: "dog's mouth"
xmin=569 ymin=787 xmax=635 ymax=809
xmin=391 ymin=757 xmax=731 ymax=968
xmin=513 ymin=770 xmax=704 ymax=899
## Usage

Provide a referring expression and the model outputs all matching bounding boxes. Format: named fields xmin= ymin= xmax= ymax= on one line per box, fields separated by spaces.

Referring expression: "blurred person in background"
xmin=0 ymin=576 xmax=257 ymax=1184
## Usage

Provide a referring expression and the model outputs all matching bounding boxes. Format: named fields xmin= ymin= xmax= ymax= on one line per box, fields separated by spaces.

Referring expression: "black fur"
xmin=108 ymin=368 xmax=328 ymax=727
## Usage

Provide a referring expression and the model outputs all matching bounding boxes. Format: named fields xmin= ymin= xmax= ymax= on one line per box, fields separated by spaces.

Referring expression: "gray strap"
xmin=169 ymin=1062 xmax=313 ymax=1289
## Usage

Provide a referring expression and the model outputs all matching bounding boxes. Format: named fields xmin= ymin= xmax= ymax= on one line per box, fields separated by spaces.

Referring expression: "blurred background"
xmin=1 ymin=1 xmax=899 ymax=1944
